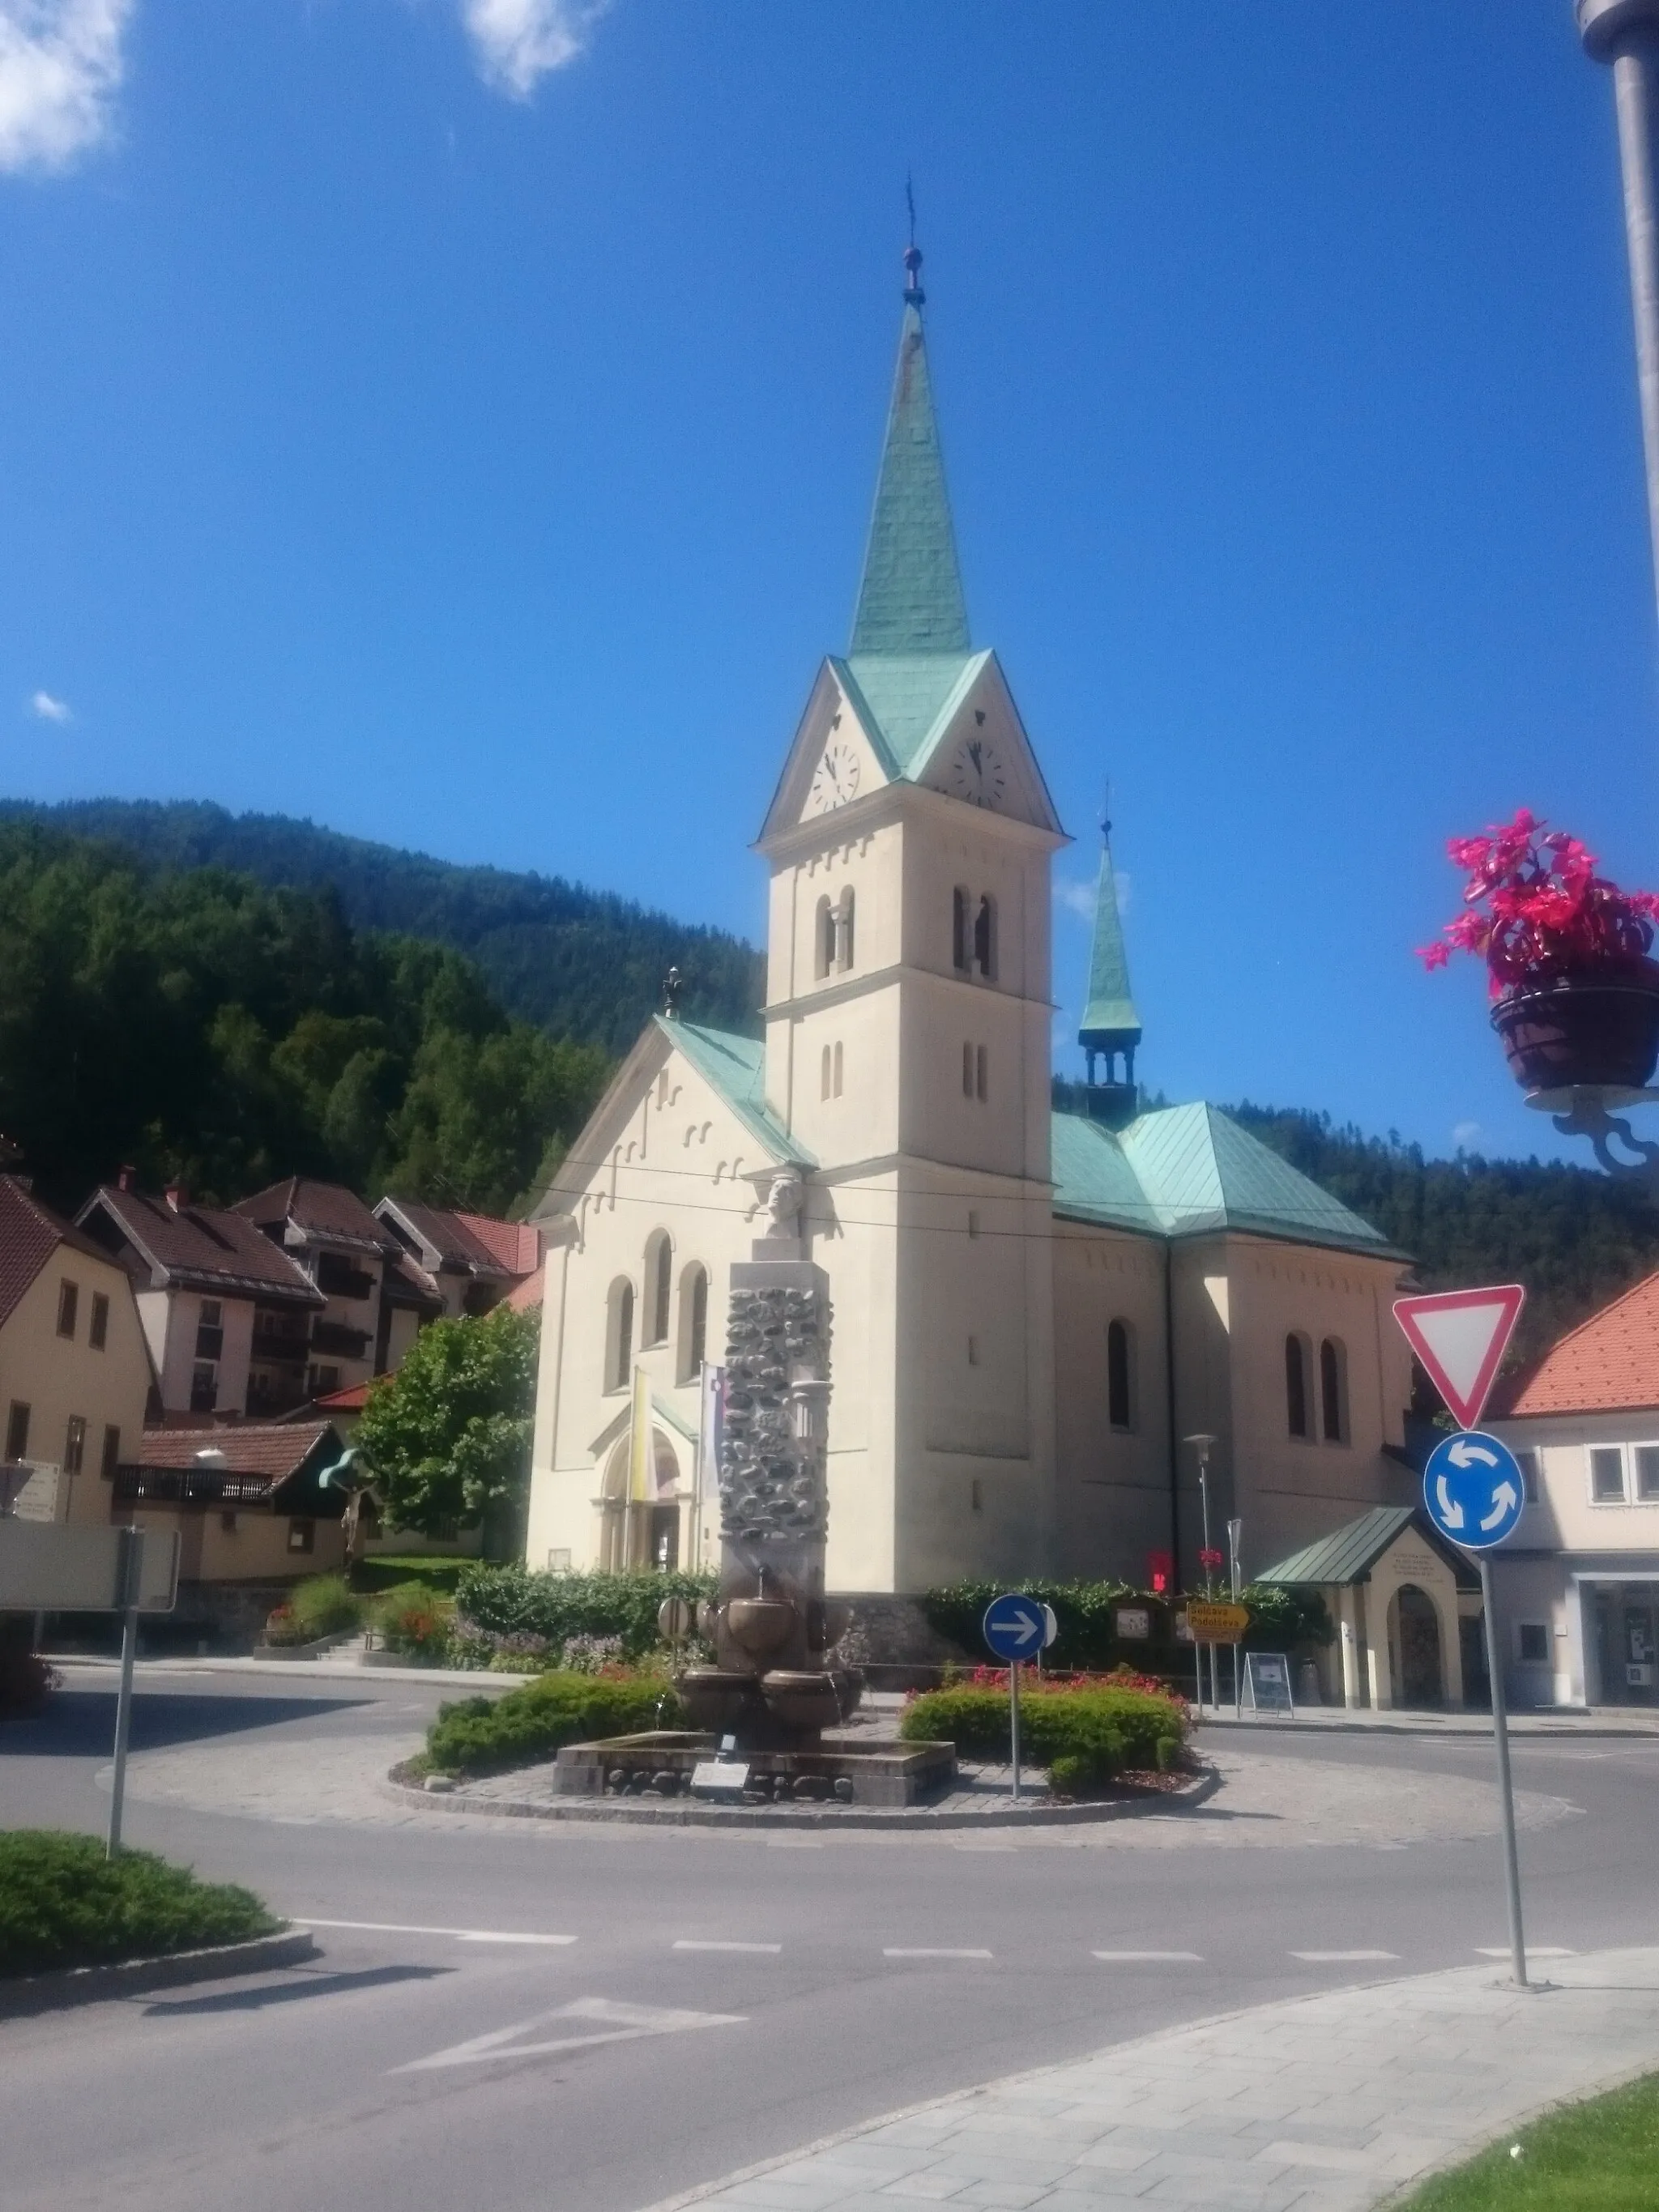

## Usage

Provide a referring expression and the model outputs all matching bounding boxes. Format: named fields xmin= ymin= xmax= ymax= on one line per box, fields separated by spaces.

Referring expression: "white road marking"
xmin=953 ymin=1842 xmax=1017 ymax=1853
xmin=1093 ymin=1950 xmax=1204 ymax=1963
xmin=1291 ymin=1950 xmax=1399 ymax=1962
xmin=882 ymin=1947 xmax=992 ymax=1959
xmin=672 ymin=1940 xmax=782 ymax=1953
xmin=295 ymin=1917 xmax=576 ymax=1945
xmin=393 ymin=1997 xmax=745 ymax=2073
xmin=1474 ymin=1946 xmax=1576 ymax=1958
xmin=765 ymin=1839 xmax=824 ymax=1849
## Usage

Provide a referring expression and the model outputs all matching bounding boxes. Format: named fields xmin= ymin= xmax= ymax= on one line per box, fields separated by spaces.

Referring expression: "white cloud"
xmin=28 ymin=688 xmax=70 ymax=722
xmin=0 ymin=0 xmax=131 ymax=175
xmin=1055 ymin=872 xmax=1131 ymax=922
xmin=1452 ymin=1120 xmax=1483 ymax=1152
xmin=459 ymin=0 xmax=609 ymax=99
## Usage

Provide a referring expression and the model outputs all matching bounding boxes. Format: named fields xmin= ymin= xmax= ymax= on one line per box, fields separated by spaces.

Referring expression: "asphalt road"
xmin=3 ymin=1671 xmax=1657 ymax=2212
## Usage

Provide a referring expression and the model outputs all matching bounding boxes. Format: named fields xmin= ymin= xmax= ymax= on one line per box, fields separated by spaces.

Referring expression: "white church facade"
xmin=526 ymin=249 xmax=1418 ymax=1601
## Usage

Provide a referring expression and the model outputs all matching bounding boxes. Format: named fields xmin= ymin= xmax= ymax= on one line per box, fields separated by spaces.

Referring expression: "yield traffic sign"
xmin=1393 ymin=1285 xmax=1525 ymax=1430
xmin=1422 ymin=1430 xmax=1526 ymax=1552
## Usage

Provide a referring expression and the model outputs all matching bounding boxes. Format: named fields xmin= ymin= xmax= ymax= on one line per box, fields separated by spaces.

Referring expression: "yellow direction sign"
xmin=1183 ymin=1600 xmax=1250 ymax=1643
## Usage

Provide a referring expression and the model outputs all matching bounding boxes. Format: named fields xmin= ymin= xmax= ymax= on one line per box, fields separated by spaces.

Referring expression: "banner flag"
xmin=698 ymin=1364 xmax=726 ymax=1504
xmin=627 ymin=1366 xmax=654 ymax=1504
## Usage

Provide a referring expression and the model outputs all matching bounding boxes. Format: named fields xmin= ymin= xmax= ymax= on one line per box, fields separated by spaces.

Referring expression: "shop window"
xmin=89 ymin=1292 xmax=109 ymax=1350
xmin=1107 ymin=1318 xmax=1135 ymax=1432
xmin=56 ymin=1279 xmax=78 ymax=1340
xmin=1636 ymin=1445 xmax=1659 ymax=1502
xmin=1590 ymin=1446 xmax=1627 ymax=1503
xmin=1286 ymin=1334 xmax=1311 ymax=1440
xmin=63 ymin=1417 xmax=86 ymax=1477
xmin=1516 ymin=1623 xmax=1550 ymax=1664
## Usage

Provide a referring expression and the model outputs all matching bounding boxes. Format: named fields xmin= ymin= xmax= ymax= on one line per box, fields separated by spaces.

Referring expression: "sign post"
xmin=1398 ymin=1283 xmax=1530 ymax=1990
xmin=106 ymin=1526 xmax=143 ymax=1858
xmin=982 ymin=1594 xmax=1057 ymax=1803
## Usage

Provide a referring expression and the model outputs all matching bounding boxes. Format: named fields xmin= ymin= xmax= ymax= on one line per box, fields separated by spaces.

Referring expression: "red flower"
xmin=1419 ymin=810 xmax=1659 ymax=998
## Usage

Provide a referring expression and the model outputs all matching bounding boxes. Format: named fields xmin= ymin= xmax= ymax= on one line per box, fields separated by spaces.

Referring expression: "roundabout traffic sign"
xmin=1422 ymin=1430 xmax=1525 ymax=1552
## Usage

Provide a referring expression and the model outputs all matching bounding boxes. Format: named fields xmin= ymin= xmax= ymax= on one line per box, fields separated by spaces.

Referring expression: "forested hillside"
xmin=1226 ymin=1104 xmax=1659 ymax=1362
xmin=0 ymin=820 xmax=608 ymax=1217
xmin=0 ymin=799 xmax=763 ymax=1053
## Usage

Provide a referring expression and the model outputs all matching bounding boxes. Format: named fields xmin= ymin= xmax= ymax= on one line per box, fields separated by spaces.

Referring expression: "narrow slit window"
xmin=1286 ymin=1335 xmax=1310 ymax=1439
xmin=836 ymin=890 xmax=855 ymax=972
xmin=814 ymin=896 xmax=834 ymax=981
xmin=975 ymin=1045 xmax=988 ymax=1102
xmin=832 ymin=1041 xmax=843 ymax=1097
xmin=974 ymin=895 xmax=996 ymax=979
xmin=1319 ymin=1338 xmax=1346 ymax=1443
xmin=952 ymin=887 xmax=970 ymax=972
xmin=962 ymin=1042 xmax=975 ymax=1097
xmin=821 ymin=1044 xmax=833 ymax=1100
xmin=1107 ymin=1319 xmax=1133 ymax=1431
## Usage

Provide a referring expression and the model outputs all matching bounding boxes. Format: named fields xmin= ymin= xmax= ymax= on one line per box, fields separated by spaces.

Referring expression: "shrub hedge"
xmin=900 ymin=1681 xmax=1187 ymax=1789
xmin=452 ymin=1565 xmax=715 ymax=1662
xmin=921 ymin=1579 xmax=1332 ymax=1673
xmin=372 ymin=1583 xmax=454 ymax=1661
xmin=424 ymin=1669 xmax=686 ymax=1777
xmin=0 ymin=1831 xmax=278 ymax=1978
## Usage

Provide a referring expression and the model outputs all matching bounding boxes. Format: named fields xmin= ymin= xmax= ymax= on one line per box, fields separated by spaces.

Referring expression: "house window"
xmin=190 ymin=1362 xmax=218 ymax=1415
xmin=1515 ymin=1447 xmax=1542 ymax=1503
xmin=56 ymin=1280 xmax=78 ymax=1339
xmin=974 ymin=894 xmax=996 ymax=979
xmin=644 ymin=1232 xmax=672 ymax=1347
xmin=1590 ymin=1446 xmax=1627 ymax=1503
xmin=1286 ymin=1334 xmax=1311 ymax=1439
xmin=288 ymin=1519 xmax=316 ymax=1554
xmin=967 ymin=1335 xmax=979 ymax=1366
xmin=967 ymin=1210 xmax=980 ymax=1239
xmin=88 ymin=1292 xmax=109 ymax=1350
xmin=975 ymin=1045 xmax=988 ymax=1102
xmin=63 ymin=1417 xmax=86 ymax=1477
xmin=607 ymin=1279 xmax=634 ymax=1392
xmin=5 ymin=1401 xmax=30 ymax=1462
xmin=309 ymin=1365 xmax=340 ymax=1396
xmin=680 ymin=1263 xmax=709 ymax=1381
xmin=952 ymin=886 xmax=970 ymax=972
xmin=1107 ymin=1319 xmax=1134 ymax=1432
xmin=1636 ymin=1445 xmax=1659 ymax=1502
xmin=815 ymin=895 xmax=835 ymax=981
xmin=1517 ymin=1623 xmax=1550 ymax=1664
xmin=1319 ymin=1338 xmax=1347 ymax=1443
xmin=833 ymin=1042 xmax=843 ymax=1097
xmin=195 ymin=1298 xmax=224 ymax=1362
xmin=835 ymin=889 xmax=855 ymax=972
xmin=100 ymin=1425 xmax=121 ymax=1481
xmin=220 ymin=1511 xmax=238 ymax=1534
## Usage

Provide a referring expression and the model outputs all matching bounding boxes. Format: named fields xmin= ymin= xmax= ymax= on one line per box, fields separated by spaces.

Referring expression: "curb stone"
xmin=383 ymin=1758 xmax=1222 ymax=1830
xmin=0 ymin=1930 xmax=320 ymax=2020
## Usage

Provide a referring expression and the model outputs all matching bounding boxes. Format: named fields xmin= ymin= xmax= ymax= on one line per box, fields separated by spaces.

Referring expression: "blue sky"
xmin=2 ymin=1 xmax=1655 ymax=1163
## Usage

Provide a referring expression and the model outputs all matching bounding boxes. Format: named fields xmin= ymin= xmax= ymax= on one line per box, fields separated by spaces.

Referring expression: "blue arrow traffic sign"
xmin=1422 ymin=1430 xmax=1526 ymax=1552
xmin=982 ymin=1592 xmax=1051 ymax=1661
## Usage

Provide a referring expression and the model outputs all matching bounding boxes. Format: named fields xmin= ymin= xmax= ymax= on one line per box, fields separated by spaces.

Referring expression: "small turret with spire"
xmin=1078 ymin=800 xmax=1142 ymax=1129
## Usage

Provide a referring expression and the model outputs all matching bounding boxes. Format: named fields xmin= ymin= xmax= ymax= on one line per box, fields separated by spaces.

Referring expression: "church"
xmin=525 ymin=246 xmax=1418 ymax=1603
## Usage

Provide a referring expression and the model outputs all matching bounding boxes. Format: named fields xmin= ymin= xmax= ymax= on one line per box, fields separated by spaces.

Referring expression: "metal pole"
xmin=1580 ymin=0 xmax=1659 ymax=623
xmin=1478 ymin=1553 xmax=1529 ymax=1989
xmin=106 ymin=1527 xmax=141 ymax=1859
xmin=1009 ymin=1659 xmax=1021 ymax=1804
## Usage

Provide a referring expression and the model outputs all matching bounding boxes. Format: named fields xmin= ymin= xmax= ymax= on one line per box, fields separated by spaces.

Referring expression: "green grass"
xmin=1397 ymin=2073 xmax=1659 ymax=2209
xmin=352 ymin=1555 xmax=471 ymax=1598
xmin=0 ymin=1831 xmax=280 ymax=1979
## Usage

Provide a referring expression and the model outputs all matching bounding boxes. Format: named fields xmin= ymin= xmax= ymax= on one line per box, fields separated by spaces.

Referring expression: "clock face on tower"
xmin=948 ymin=734 xmax=1008 ymax=810
xmin=806 ymin=738 xmax=862 ymax=815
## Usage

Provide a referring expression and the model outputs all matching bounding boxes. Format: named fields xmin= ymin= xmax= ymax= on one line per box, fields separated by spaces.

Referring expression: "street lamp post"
xmin=1183 ymin=1433 xmax=1217 ymax=1712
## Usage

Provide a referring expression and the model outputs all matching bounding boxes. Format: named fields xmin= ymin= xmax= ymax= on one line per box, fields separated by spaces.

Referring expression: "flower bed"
xmin=423 ymin=1669 xmax=687 ymax=1778
xmin=0 ymin=1831 xmax=277 ymax=1979
xmin=899 ymin=1677 xmax=1188 ymax=1795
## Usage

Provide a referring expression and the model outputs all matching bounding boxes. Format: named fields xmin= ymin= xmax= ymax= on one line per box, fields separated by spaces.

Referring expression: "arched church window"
xmin=677 ymin=1262 xmax=708 ymax=1383
xmin=952 ymin=887 xmax=970 ymax=972
xmin=606 ymin=1279 xmax=634 ymax=1393
xmin=974 ymin=894 xmax=996 ymax=979
xmin=644 ymin=1230 xmax=672 ymax=1347
xmin=1320 ymin=1337 xmax=1348 ymax=1444
xmin=1107 ymin=1318 xmax=1135 ymax=1432
xmin=814 ymin=896 xmax=834 ymax=982
xmin=835 ymin=889 xmax=855 ymax=972
xmin=1286 ymin=1332 xmax=1311 ymax=1439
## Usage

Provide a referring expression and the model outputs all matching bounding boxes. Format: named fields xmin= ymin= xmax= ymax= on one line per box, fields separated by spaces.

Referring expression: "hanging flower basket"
xmin=1420 ymin=811 xmax=1659 ymax=1094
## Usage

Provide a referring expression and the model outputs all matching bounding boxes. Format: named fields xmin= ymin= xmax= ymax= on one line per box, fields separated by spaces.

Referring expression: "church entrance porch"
xmin=1390 ymin=1584 xmax=1444 ymax=1710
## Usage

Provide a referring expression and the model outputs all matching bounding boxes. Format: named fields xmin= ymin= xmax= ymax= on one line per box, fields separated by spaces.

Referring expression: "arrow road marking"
xmin=391 ymin=1997 xmax=744 ymax=2073
xmin=1448 ymin=1438 xmax=1499 ymax=1470
xmin=1435 ymin=1476 xmax=1465 ymax=1530
xmin=1480 ymin=1481 xmax=1520 ymax=1531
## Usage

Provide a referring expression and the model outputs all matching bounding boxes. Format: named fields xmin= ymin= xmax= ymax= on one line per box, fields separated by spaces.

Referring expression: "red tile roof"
xmin=1503 ymin=1270 xmax=1659 ymax=1417
xmin=139 ymin=1420 xmax=338 ymax=1480
xmin=313 ymin=1381 xmax=373 ymax=1412
xmin=0 ymin=1176 xmax=118 ymax=1331
xmin=375 ymin=1197 xmax=541 ymax=1281
xmin=455 ymin=1213 xmax=542 ymax=1276
xmin=504 ymin=1266 xmax=544 ymax=1311
xmin=79 ymin=1187 xmax=323 ymax=1305
xmin=236 ymin=1177 xmax=394 ymax=1255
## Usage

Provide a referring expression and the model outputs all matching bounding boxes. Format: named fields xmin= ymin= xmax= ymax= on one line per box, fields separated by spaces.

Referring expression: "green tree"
xmin=356 ymin=1306 xmax=540 ymax=1558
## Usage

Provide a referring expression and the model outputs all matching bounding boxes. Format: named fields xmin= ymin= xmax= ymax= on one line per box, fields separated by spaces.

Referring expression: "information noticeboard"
xmin=1243 ymin=1651 xmax=1294 ymax=1715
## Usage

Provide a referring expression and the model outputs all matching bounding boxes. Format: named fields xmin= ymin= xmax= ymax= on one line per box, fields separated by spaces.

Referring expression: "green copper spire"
xmin=849 ymin=242 xmax=970 ymax=657
xmin=1079 ymin=820 xmax=1142 ymax=1094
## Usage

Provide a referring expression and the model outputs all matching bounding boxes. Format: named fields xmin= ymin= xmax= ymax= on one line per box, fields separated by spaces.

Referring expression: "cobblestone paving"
xmin=642 ymin=1946 xmax=1659 ymax=2211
